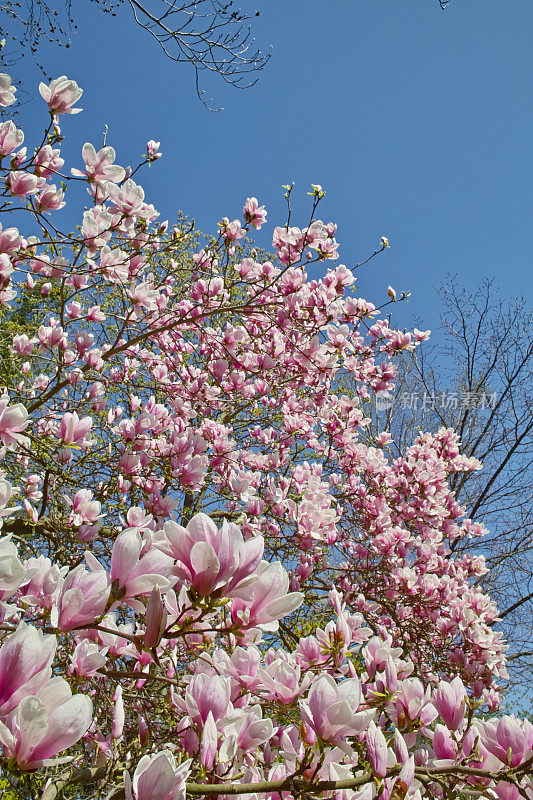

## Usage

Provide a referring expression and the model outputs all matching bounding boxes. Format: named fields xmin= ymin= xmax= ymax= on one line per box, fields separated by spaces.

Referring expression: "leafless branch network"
xmin=356 ymin=276 xmax=533 ymax=690
xmin=125 ymin=0 xmax=270 ymax=107
xmin=0 ymin=0 xmax=269 ymax=108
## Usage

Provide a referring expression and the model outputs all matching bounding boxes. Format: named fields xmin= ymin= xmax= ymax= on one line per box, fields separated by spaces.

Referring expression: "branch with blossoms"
xmin=0 ymin=72 xmax=530 ymax=800
xmin=39 ymin=756 xmax=533 ymax=800
xmin=0 ymin=73 xmax=510 ymax=689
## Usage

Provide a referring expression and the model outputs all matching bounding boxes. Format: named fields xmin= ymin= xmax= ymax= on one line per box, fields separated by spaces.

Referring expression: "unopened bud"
xmin=144 ymin=585 xmax=167 ymax=649
xmin=111 ymin=685 xmax=124 ymax=740
xmin=138 ymin=713 xmax=149 ymax=749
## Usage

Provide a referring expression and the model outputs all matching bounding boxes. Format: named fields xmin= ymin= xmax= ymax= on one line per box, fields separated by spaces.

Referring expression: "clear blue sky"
xmin=11 ymin=0 xmax=533 ymax=330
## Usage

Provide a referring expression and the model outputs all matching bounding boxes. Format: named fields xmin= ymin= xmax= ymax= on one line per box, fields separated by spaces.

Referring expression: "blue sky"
xmin=10 ymin=0 xmax=533 ymax=331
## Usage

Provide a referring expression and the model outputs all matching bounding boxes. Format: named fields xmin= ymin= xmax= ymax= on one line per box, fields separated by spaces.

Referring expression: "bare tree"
xmin=0 ymin=0 xmax=270 ymax=106
xmin=365 ymin=277 xmax=532 ymax=689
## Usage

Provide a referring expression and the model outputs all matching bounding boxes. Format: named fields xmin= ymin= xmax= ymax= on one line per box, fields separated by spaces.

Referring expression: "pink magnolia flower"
xmin=0 ymin=222 xmax=23 ymax=254
xmin=81 ymin=206 xmax=114 ymax=253
xmin=481 ymin=716 xmax=533 ymax=768
xmin=111 ymin=685 xmax=125 ymax=740
xmin=54 ymin=562 xmax=109 ymax=631
xmin=299 ymin=674 xmax=370 ymax=744
xmin=96 ymin=245 xmax=130 ymax=283
xmin=94 ymin=613 xmax=134 ymax=657
xmin=235 ymin=705 xmax=274 ymax=752
xmin=0 ymin=623 xmax=56 ymax=715
xmin=0 ymin=479 xmax=15 ymax=515
xmin=69 ymin=639 xmax=107 ymax=678
xmin=0 ymin=394 xmax=29 ymax=449
xmin=257 ymin=658 xmax=307 ymax=705
xmin=11 ymin=334 xmax=36 ymax=356
xmin=243 ymin=197 xmax=267 ymax=230
xmin=393 ymin=730 xmax=410 ymax=764
xmin=432 ymin=723 xmax=458 ymax=761
xmin=7 ymin=171 xmax=45 ymax=198
xmin=11 ymin=147 xmax=27 ymax=168
xmin=67 ymin=489 xmax=103 ymax=528
xmin=386 ymin=330 xmax=413 ymax=352
xmin=124 ymin=751 xmax=191 ymax=800
xmin=57 ymin=411 xmax=93 ymax=447
xmin=38 ymin=76 xmax=83 ymax=115
xmin=66 ymin=301 xmax=83 ymax=319
xmin=38 ymin=324 xmax=67 ymax=350
xmin=128 ymin=281 xmax=159 ymax=313
xmin=199 ymin=710 xmax=217 ymax=768
xmin=0 ymin=253 xmax=13 ymax=289
xmin=218 ymin=645 xmax=262 ymax=692
xmin=220 ymin=218 xmax=245 ymax=242
xmin=0 ymin=73 xmax=16 ymax=107
xmin=230 ymin=561 xmax=304 ymax=631
xmin=295 ymin=634 xmax=329 ymax=669
xmin=366 ymin=720 xmax=388 ymax=778
xmin=493 ymin=781 xmax=524 ymax=800
xmin=0 ymin=534 xmax=26 ymax=598
xmin=363 ymin=616 xmax=401 ymax=670
xmin=316 ymin=237 xmax=339 ymax=260
xmin=432 ymin=676 xmax=467 ymax=731
xmin=110 ymin=528 xmax=173 ymax=605
xmin=19 ymin=555 xmax=66 ymax=610
xmin=396 ymin=757 xmax=415 ymax=794
xmin=71 ymin=143 xmax=125 ymax=184
xmin=107 ymin=179 xmax=147 ymax=217
xmin=74 ymin=330 xmax=95 ymax=356
xmin=36 ymin=185 xmax=66 ymax=214
xmin=0 ymin=678 xmax=92 ymax=769
xmin=273 ymin=225 xmax=305 ymax=249
xmin=414 ymin=327 xmax=431 ymax=342
xmin=184 ymin=672 xmax=231 ymax=725
xmin=159 ymin=513 xmax=264 ymax=598
xmin=0 ymin=121 xmax=24 ymax=157
xmin=33 ymin=145 xmax=64 ymax=177
xmin=146 ymin=140 xmax=162 ymax=161
xmin=391 ymin=678 xmax=438 ymax=728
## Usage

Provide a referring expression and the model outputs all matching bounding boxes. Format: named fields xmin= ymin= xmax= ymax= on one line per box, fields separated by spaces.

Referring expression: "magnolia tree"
xmin=0 ymin=73 xmax=530 ymax=800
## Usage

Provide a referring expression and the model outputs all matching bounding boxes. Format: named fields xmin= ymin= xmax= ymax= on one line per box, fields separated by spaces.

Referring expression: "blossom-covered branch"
xmin=0 ymin=73 xmax=530 ymax=800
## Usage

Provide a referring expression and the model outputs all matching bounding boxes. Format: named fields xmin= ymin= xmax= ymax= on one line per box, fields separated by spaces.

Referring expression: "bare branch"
xmin=0 ymin=0 xmax=270 ymax=108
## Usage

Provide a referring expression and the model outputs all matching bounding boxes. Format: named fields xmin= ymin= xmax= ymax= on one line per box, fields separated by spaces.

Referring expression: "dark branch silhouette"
xmin=0 ymin=0 xmax=270 ymax=107
xmin=361 ymin=277 xmax=532 ymax=688
xmin=352 ymin=276 xmax=533 ymax=683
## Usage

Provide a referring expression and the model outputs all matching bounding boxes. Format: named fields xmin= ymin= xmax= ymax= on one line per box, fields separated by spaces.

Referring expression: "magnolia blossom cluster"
xmin=0 ymin=487 xmax=305 ymax=772
xmin=0 ymin=74 xmax=530 ymax=799
xmin=0 ymin=505 xmax=531 ymax=799
xmin=0 ymin=72 xmax=508 ymax=687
